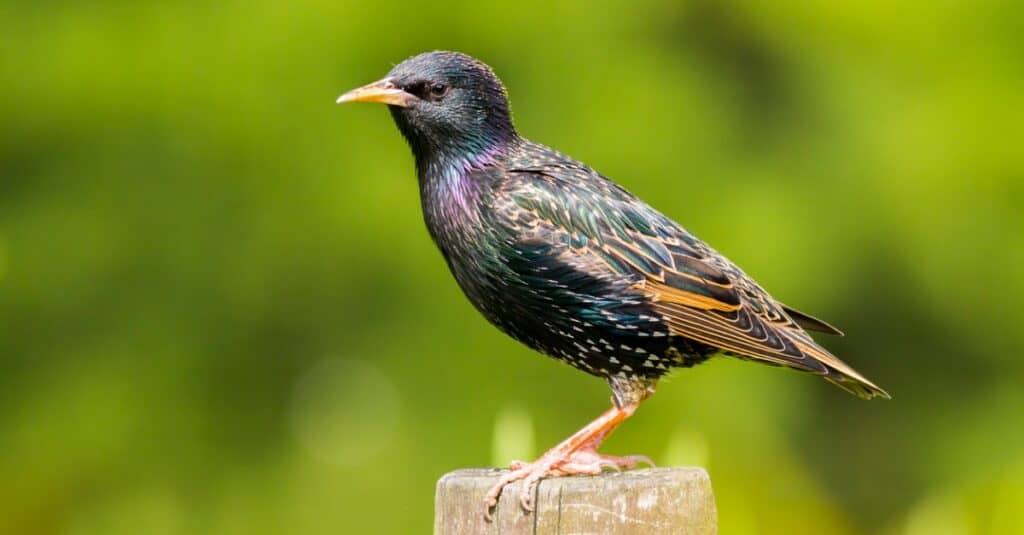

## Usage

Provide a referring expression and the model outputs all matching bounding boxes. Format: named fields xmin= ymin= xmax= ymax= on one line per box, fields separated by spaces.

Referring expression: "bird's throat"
xmin=389 ymin=107 xmax=516 ymax=178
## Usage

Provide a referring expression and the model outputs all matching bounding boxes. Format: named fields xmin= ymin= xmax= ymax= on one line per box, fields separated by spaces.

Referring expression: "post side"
xmin=434 ymin=467 xmax=717 ymax=535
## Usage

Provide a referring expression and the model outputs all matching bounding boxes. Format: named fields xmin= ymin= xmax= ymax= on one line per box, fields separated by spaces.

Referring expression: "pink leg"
xmin=482 ymin=401 xmax=654 ymax=520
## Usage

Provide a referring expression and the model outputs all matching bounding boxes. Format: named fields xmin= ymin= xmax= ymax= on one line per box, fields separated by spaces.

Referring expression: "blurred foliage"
xmin=2 ymin=0 xmax=1023 ymax=533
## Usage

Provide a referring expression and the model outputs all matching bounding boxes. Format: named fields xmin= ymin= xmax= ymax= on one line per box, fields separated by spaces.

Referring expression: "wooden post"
xmin=434 ymin=467 xmax=717 ymax=534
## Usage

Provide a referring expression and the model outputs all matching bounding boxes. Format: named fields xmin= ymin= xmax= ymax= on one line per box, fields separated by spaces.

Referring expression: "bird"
xmin=336 ymin=50 xmax=889 ymax=518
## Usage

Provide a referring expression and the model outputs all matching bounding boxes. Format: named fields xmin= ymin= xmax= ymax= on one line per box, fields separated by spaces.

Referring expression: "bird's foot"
xmin=482 ymin=448 xmax=654 ymax=520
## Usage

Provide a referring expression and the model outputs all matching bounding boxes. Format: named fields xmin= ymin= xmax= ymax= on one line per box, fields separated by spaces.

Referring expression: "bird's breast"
xmin=421 ymin=172 xmax=485 ymax=250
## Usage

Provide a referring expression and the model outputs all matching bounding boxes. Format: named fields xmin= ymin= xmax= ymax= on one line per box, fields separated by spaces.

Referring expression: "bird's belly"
xmin=445 ymin=258 xmax=715 ymax=380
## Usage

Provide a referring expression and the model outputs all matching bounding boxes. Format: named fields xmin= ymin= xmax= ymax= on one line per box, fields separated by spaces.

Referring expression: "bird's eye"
xmin=429 ymin=82 xmax=449 ymax=99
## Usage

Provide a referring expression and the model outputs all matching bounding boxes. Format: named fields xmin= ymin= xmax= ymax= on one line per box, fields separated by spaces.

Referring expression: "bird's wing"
xmin=502 ymin=163 xmax=885 ymax=398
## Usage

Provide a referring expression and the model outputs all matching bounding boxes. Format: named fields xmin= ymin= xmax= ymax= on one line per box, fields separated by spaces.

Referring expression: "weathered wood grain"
xmin=434 ymin=467 xmax=717 ymax=534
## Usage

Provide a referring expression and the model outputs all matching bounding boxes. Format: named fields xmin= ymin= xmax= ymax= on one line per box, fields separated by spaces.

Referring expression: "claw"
xmin=629 ymin=454 xmax=656 ymax=468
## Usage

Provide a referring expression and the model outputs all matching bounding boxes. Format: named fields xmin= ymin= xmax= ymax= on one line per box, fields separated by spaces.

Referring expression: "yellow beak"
xmin=336 ymin=78 xmax=415 ymax=107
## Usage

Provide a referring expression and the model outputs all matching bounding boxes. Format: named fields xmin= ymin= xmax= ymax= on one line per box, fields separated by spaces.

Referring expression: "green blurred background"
xmin=2 ymin=1 xmax=1022 ymax=533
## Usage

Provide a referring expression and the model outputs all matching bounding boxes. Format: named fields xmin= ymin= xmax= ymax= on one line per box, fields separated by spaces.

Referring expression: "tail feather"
xmin=783 ymin=331 xmax=890 ymax=399
xmin=824 ymin=368 xmax=891 ymax=400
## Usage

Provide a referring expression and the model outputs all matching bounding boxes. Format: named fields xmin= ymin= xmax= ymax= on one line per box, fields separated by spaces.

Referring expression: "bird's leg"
xmin=482 ymin=399 xmax=652 ymax=519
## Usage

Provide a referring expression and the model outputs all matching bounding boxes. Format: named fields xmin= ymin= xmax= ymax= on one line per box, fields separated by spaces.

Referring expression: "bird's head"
xmin=338 ymin=51 xmax=517 ymax=167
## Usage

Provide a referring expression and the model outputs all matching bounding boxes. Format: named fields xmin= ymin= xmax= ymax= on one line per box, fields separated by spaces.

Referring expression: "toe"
xmin=557 ymin=461 xmax=604 ymax=475
xmin=519 ymin=475 xmax=541 ymax=512
xmin=519 ymin=488 xmax=532 ymax=512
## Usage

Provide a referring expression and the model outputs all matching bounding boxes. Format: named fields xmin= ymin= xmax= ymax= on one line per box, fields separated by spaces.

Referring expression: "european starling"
xmin=337 ymin=51 xmax=888 ymax=517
